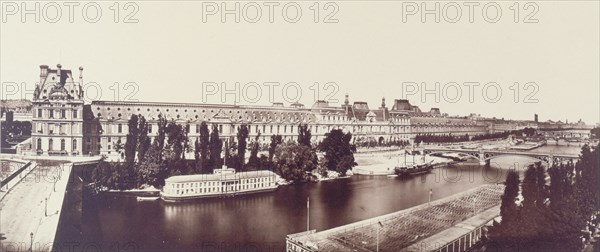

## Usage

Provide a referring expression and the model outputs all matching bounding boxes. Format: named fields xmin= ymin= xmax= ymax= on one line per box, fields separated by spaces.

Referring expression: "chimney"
xmin=56 ymin=64 xmax=62 ymax=80
xmin=39 ymin=65 xmax=49 ymax=84
xmin=78 ymin=66 xmax=84 ymax=98
xmin=344 ymin=93 xmax=349 ymax=114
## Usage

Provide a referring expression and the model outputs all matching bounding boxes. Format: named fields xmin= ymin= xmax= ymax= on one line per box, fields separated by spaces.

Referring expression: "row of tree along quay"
xmin=486 ymin=143 xmax=600 ymax=251
xmin=413 ymin=127 xmax=537 ymax=144
xmin=344 ymin=128 xmax=538 ymax=148
xmin=90 ymin=114 xmax=358 ymax=192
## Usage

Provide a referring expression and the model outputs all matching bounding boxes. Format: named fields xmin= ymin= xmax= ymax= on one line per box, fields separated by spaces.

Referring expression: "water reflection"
xmin=69 ymin=146 xmax=582 ymax=251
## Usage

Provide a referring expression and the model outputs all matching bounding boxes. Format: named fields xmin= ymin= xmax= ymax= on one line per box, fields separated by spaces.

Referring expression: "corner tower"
xmin=31 ymin=64 xmax=85 ymax=156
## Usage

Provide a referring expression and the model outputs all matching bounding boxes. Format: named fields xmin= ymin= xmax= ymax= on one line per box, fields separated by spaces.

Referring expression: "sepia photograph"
xmin=0 ymin=0 xmax=599 ymax=251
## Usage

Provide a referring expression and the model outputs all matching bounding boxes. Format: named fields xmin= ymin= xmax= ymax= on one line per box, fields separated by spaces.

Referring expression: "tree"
xmin=91 ymin=159 xmax=114 ymax=191
xmin=137 ymin=116 xmax=151 ymax=163
xmin=521 ymin=164 xmax=540 ymax=210
xmin=523 ymin=127 xmax=537 ymax=137
xmin=336 ymin=155 xmax=356 ymax=177
xmin=198 ymin=122 xmax=210 ymax=173
xmin=164 ymin=122 xmax=186 ymax=162
xmin=318 ymin=129 xmax=357 ymax=175
xmin=590 ymin=127 xmax=600 ymax=138
xmin=209 ymin=124 xmax=223 ymax=171
xmin=500 ymin=170 xmax=520 ymax=225
xmin=297 ymin=124 xmax=312 ymax=147
xmin=124 ymin=114 xmax=139 ymax=164
xmin=136 ymin=140 xmax=168 ymax=188
xmin=489 ymin=144 xmax=600 ymax=250
xmin=155 ymin=114 xmax=168 ymax=161
xmin=548 ymin=163 xmax=568 ymax=210
xmin=182 ymin=123 xmax=191 ymax=160
xmin=117 ymin=115 xmax=140 ymax=188
xmin=225 ymin=139 xmax=240 ymax=169
xmin=272 ymin=142 xmax=317 ymax=183
xmin=268 ymin=135 xmax=283 ymax=162
xmin=114 ymin=139 xmax=125 ymax=159
xmin=535 ymin=163 xmax=547 ymax=208
xmin=573 ymin=144 xmax=600 ymax=228
xmin=194 ymin=137 xmax=201 ymax=171
xmin=489 ymin=169 xmax=522 ymax=244
xmin=258 ymin=154 xmax=270 ymax=171
xmin=246 ymin=133 xmax=261 ymax=170
xmin=236 ymin=124 xmax=249 ymax=171
xmin=317 ymin=156 xmax=329 ymax=177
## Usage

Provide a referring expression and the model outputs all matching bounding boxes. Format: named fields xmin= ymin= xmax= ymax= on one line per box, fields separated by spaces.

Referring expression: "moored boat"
xmin=160 ymin=166 xmax=279 ymax=202
xmin=137 ymin=196 xmax=159 ymax=201
xmin=394 ymin=162 xmax=434 ymax=177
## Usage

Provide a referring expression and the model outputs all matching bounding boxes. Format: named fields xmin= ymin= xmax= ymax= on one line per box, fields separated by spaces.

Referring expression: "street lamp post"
xmin=376 ymin=221 xmax=384 ymax=252
xmin=45 ymin=197 xmax=48 ymax=217
xmin=429 ymin=188 xmax=433 ymax=204
xmin=376 ymin=227 xmax=379 ymax=252
xmin=29 ymin=232 xmax=33 ymax=252
xmin=306 ymin=197 xmax=310 ymax=232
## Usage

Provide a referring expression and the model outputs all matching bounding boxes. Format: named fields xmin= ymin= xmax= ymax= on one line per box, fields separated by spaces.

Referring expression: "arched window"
xmin=37 ymin=138 xmax=42 ymax=150
xmin=72 ymin=139 xmax=77 ymax=151
xmin=61 ymin=139 xmax=66 ymax=151
xmin=48 ymin=138 xmax=53 ymax=151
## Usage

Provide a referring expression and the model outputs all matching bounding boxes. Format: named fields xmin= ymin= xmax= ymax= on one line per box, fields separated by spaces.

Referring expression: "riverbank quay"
xmin=1 ymin=158 xmax=34 ymax=201
xmin=0 ymin=157 xmax=94 ymax=252
xmin=286 ymin=184 xmax=504 ymax=252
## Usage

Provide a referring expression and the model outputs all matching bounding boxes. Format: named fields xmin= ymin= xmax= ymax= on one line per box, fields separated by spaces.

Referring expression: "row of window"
xmin=169 ymin=180 xmax=274 ymax=195
xmin=34 ymin=122 xmax=80 ymax=135
xmin=36 ymin=138 xmax=77 ymax=151
xmin=172 ymin=177 xmax=273 ymax=189
xmin=37 ymin=109 xmax=78 ymax=119
xmin=167 ymin=177 xmax=274 ymax=194
xmin=97 ymin=106 xmax=312 ymax=117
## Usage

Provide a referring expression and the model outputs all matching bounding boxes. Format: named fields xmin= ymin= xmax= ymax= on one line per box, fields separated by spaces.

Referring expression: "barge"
xmin=160 ymin=166 xmax=279 ymax=202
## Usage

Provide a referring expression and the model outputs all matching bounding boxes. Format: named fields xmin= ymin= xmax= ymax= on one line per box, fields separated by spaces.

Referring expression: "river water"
xmin=55 ymin=145 xmax=582 ymax=252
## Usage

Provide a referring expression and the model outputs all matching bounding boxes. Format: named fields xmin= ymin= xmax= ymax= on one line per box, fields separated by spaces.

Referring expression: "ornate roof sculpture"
xmin=33 ymin=64 xmax=83 ymax=101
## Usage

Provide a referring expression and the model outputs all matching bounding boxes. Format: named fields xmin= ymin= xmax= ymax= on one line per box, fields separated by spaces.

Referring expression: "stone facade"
xmin=30 ymin=64 xmax=85 ymax=156
xmin=28 ymin=64 xmax=489 ymax=157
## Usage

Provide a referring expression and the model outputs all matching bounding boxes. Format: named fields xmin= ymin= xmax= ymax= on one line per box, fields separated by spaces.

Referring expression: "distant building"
xmin=0 ymin=99 xmax=32 ymax=121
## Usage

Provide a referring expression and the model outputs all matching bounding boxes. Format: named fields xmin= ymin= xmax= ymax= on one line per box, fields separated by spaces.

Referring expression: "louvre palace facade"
xmin=28 ymin=64 xmax=488 ymax=157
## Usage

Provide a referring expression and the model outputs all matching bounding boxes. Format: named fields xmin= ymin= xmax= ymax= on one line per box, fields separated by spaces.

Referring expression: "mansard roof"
xmin=89 ymin=100 xmax=318 ymax=124
xmin=34 ymin=64 xmax=83 ymax=101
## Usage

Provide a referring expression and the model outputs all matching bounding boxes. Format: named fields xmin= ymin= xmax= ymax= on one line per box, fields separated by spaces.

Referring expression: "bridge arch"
xmin=422 ymin=150 xmax=481 ymax=160
xmin=423 ymin=148 xmax=579 ymax=167
xmin=481 ymin=153 xmax=548 ymax=164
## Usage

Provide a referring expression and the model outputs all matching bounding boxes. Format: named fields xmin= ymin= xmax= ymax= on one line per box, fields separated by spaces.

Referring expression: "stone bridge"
xmin=542 ymin=130 xmax=591 ymax=141
xmin=422 ymin=147 xmax=579 ymax=166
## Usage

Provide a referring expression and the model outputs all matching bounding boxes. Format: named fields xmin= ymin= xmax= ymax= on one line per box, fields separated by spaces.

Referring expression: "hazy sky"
xmin=1 ymin=1 xmax=598 ymax=124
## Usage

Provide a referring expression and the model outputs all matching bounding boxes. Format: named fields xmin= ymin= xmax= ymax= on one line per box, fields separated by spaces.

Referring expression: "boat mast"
xmin=307 ymin=197 xmax=310 ymax=231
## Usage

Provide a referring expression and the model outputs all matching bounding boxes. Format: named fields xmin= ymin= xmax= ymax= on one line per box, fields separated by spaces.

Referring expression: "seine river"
xmin=54 ymin=145 xmax=583 ymax=252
